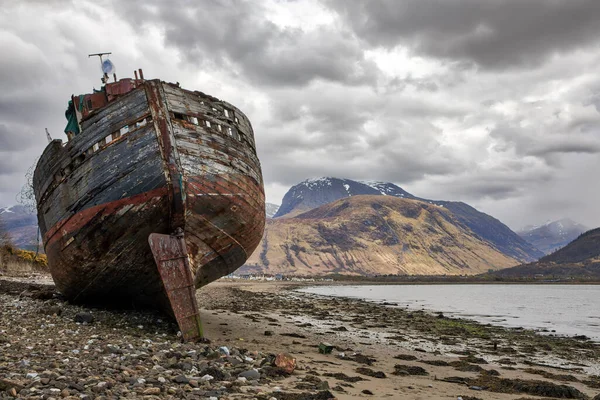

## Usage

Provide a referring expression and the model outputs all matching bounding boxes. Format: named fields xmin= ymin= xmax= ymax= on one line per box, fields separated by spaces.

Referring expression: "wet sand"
xmin=199 ymin=280 xmax=600 ymax=399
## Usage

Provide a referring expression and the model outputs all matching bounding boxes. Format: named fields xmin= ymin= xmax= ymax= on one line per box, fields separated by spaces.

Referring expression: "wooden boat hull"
xmin=33 ymin=80 xmax=265 ymax=311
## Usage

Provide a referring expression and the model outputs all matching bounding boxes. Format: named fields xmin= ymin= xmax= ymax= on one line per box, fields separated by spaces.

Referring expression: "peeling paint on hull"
xmin=33 ymin=79 xmax=265 ymax=312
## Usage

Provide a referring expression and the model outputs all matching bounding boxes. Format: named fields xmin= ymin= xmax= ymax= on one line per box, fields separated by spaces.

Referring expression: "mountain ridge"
xmin=517 ymin=218 xmax=587 ymax=255
xmin=491 ymin=227 xmax=600 ymax=280
xmin=242 ymin=195 xmax=520 ymax=276
xmin=273 ymin=177 xmax=543 ymax=262
xmin=265 ymin=203 xmax=280 ymax=219
xmin=0 ymin=205 xmax=39 ymax=251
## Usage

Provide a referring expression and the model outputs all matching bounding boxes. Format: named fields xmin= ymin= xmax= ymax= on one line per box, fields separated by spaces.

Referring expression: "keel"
xmin=148 ymin=230 xmax=203 ymax=341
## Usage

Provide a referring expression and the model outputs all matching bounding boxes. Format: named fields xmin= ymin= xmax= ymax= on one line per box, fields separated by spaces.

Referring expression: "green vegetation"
xmin=432 ymin=317 xmax=492 ymax=339
xmin=0 ymin=244 xmax=47 ymax=272
xmin=0 ymin=218 xmax=47 ymax=273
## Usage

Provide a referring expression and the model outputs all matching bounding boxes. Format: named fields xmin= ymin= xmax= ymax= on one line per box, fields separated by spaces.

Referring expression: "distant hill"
xmin=265 ymin=203 xmax=280 ymax=219
xmin=517 ymin=219 xmax=587 ymax=255
xmin=539 ymin=228 xmax=600 ymax=264
xmin=241 ymin=195 xmax=520 ymax=276
xmin=272 ymin=177 xmax=543 ymax=263
xmin=0 ymin=205 xmax=40 ymax=251
xmin=491 ymin=228 xmax=600 ymax=280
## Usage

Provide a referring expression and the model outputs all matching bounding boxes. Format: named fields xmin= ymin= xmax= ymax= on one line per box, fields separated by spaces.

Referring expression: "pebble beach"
xmin=1 ymin=276 xmax=599 ymax=399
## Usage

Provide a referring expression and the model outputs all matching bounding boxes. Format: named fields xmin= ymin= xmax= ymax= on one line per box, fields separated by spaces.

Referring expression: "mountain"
xmin=517 ymin=218 xmax=588 ymax=255
xmin=539 ymin=228 xmax=600 ymax=265
xmin=265 ymin=203 xmax=280 ymax=219
xmin=273 ymin=177 xmax=543 ymax=262
xmin=241 ymin=195 xmax=520 ymax=276
xmin=0 ymin=205 xmax=40 ymax=251
xmin=491 ymin=228 xmax=600 ymax=280
xmin=273 ymin=178 xmax=393 ymax=218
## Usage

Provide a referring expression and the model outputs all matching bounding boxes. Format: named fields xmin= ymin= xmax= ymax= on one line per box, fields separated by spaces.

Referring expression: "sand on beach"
xmin=198 ymin=280 xmax=600 ymax=399
xmin=1 ymin=275 xmax=599 ymax=399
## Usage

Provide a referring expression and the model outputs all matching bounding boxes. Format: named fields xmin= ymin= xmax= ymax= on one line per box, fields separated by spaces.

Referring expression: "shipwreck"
xmin=33 ymin=55 xmax=265 ymax=340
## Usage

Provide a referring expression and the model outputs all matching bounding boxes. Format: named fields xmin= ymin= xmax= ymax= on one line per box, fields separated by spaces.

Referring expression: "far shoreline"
xmin=229 ymin=275 xmax=600 ymax=285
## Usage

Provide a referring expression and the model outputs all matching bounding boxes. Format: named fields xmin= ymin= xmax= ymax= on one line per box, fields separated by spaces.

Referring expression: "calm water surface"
xmin=299 ymin=284 xmax=600 ymax=341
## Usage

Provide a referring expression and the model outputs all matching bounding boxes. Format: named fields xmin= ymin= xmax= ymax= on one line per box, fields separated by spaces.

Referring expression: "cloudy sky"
xmin=1 ymin=0 xmax=600 ymax=230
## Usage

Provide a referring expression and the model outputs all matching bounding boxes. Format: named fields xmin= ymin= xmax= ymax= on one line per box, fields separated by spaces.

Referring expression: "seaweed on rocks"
xmin=392 ymin=364 xmax=428 ymax=376
xmin=466 ymin=375 xmax=587 ymax=399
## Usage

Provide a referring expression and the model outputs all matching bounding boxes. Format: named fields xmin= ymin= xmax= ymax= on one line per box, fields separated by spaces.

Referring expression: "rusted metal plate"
xmin=148 ymin=232 xmax=203 ymax=341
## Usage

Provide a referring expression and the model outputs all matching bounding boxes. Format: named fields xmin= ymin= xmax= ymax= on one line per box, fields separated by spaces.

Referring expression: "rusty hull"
xmin=33 ymin=79 xmax=265 ymax=318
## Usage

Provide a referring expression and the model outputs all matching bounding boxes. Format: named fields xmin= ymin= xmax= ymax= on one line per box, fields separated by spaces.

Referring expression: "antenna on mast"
xmin=88 ymin=52 xmax=115 ymax=84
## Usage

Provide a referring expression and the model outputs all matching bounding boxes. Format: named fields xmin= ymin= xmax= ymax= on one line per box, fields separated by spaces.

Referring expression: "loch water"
xmin=298 ymin=284 xmax=600 ymax=341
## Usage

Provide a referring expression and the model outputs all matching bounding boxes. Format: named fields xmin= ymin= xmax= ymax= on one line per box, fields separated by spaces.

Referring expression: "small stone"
xmin=317 ymin=381 xmax=330 ymax=390
xmin=362 ymin=389 xmax=374 ymax=395
xmin=143 ymin=387 xmax=161 ymax=395
xmin=42 ymin=306 xmax=62 ymax=316
xmin=74 ymin=312 xmax=94 ymax=324
xmin=238 ymin=369 xmax=260 ymax=380
xmin=60 ymin=388 xmax=70 ymax=397
xmin=9 ymin=388 xmax=17 ymax=397
xmin=173 ymin=374 xmax=189 ymax=384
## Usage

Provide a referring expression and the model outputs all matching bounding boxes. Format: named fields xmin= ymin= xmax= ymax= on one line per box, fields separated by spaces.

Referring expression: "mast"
xmin=88 ymin=52 xmax=115 ymax=84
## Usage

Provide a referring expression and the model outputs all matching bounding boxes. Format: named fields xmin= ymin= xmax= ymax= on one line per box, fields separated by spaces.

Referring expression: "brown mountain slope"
xmin=241 ymin=195 xmax=520 ymax=276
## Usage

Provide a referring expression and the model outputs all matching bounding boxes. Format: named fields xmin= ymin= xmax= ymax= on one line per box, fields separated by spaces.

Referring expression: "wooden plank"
xmin=39 ymin=125 xmax=165 ymax=239
xmin=148 ymin=232 xmax=203 ymax=342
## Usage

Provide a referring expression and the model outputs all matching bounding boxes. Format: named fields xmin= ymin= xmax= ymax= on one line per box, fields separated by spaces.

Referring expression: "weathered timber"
xmin=149 ymin=231 xmax=203 ymax=341
xmin=33 ymin=78 xmax=265 ymax=321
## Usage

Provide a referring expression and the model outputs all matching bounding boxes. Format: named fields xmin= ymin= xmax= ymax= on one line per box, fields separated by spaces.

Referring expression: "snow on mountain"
xmin=361 ymin=181 xmax=416 ymax=199
xmin=518 ymin=218 xmax=588 ymax=255
xmin=265 ymin=203 xmax=280 ymax=219
xmin=273 ymin=178 xmax=383 ymax=218
xmin=0 ymin=204 xmax=40 ymax=251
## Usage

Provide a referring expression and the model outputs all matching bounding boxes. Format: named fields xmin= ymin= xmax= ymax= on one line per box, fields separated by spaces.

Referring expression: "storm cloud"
xmin=325 ymin=0 xmax=600 ymax=69
xmin=1 ymin=0 xmax=600 ymax=230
